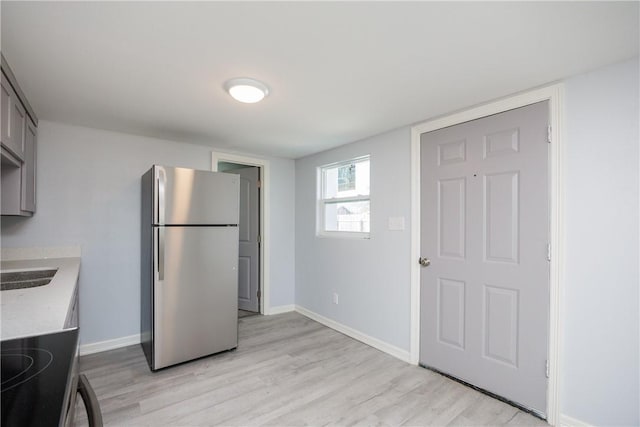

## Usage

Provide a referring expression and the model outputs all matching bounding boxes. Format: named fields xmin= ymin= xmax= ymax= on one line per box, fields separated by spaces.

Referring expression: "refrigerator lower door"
xmin=153 ymin=226 xmax=239 ymax=370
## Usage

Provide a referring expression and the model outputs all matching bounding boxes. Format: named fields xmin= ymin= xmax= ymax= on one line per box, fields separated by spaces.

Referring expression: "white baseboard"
xmin=79 ymin=305 xmax=409 ymax=364
xmin=80 ymin=333 xmax=140 ymax=356
xmin=294 ymin=305 xmax=411 ymax=363
xmin=559 ymin=414 xmax=594 ymax=427
xmin=78 ymin=305 xmax=297 ymax=356
xmin=265 ymin=304 xmax=295 ymax=315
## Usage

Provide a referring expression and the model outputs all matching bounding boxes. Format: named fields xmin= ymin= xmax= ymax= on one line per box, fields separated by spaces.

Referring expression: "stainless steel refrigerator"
xmin=140 ymin=165 xmax=240 ymax=371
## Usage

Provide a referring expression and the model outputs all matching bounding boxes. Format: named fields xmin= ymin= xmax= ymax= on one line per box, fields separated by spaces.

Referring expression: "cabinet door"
xmin=0 ymin=76 xmax=25 ymax=160
xmin=1 ymin=78 xmax=11 ymax=149
xmin=10 ymin=90 xmax=26 ymax=159
xmin=21 ymin=118 xmax=36 ymax=213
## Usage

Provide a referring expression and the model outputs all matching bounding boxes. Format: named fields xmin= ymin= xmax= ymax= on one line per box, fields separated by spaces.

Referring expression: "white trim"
xmin=265 ymin=304 xmax=295 ymax=315
xmin=323 ymin=195 xmax=370 ymax=203
xmin=295 ymin=305 xmax=411 ymax=363
xmin=212 ymin=152 xmax=271 ymax=316
xmin=409 ymin=84 xmax=564 ymax=426
xmin=410 ymin=125 xmax=421 ymax=366
xmin=559 ymin=414 xmax=595 ymax=427
xmin=319 ymin=155 xmax=370 ymax=170
xmin=79 ymin=333 xmax=140 ymax=356
xmin=316 ymin=229 xmax=371 ymax=240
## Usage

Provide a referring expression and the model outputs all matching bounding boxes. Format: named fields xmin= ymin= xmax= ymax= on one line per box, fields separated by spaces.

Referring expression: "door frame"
xmin=211 ymin=152 xmax=270 ymax=315
xmin=409 ymin=84 xmax=564 ymax=425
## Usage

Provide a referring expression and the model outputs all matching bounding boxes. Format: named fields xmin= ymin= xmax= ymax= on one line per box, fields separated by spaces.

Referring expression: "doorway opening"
xmin=212 ymin=152 xmax=271 ymax=317
xmin=219 ymin=162 xmax=261 ymax=317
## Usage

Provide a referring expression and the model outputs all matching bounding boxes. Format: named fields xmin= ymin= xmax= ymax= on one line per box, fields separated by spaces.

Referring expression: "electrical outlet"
xmin=332 ymin=292 xmax=339 ymax=305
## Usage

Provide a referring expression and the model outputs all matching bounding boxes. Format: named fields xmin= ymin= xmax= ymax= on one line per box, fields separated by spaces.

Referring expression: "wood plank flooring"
xmin=74 ymin=312 xmax=547 ymax=426
xmin=238 ymin=309 xmax=260 ymax=318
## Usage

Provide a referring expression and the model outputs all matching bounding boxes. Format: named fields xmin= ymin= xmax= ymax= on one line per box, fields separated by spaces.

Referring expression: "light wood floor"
xmin=238 ymin=309 xmax=260 ymax=318
xmin=74 ymin=312 xmax=547 ymax=426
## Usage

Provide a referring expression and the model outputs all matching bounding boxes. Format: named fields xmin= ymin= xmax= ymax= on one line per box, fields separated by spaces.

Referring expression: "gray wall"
xmin=0 ymin=121 xmax=296 ymax=345
xmin=295 ymin=127 xmax=412 ymax=351
xmin=295 ymin=57 xmax=639 ymax=425
xmin=267 ymin=157 xmax=296 ymax=307
xmin=562 ymin=58 xmax=639 ymax=426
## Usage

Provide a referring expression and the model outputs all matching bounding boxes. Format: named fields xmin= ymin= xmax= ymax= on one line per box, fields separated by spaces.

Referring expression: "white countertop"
xmin=1 ymin=257 xmax=80 ymax=340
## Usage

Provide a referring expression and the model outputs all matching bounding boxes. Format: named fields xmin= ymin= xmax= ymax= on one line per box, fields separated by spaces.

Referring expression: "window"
xmin=318 ymin=156 xmax=370 ymax=237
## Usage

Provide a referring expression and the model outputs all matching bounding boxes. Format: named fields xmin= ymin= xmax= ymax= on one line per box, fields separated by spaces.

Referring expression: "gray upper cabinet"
xmin=1 ymin=79 xmax=11 ymax=152
xmin=1 ymin=74 xmax=26 ymax=161
xmin=21 ymin=118 xmax=37 ymax=213
xmin=1 ymin=55 xmax=38 ymax=217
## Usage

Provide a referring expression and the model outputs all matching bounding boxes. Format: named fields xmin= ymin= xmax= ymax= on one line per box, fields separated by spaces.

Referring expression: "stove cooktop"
xmin=1 ymin=328 xmax=78 ymax=427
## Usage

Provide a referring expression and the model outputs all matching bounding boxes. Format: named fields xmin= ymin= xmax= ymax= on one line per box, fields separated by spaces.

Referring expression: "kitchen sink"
xmin=0 ymin=269 xmax=58 ymax=291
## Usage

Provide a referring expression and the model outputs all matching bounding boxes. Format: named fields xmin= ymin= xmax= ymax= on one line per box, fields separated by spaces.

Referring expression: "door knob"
xmin=419 ymin=257 xmax=431 ymax=267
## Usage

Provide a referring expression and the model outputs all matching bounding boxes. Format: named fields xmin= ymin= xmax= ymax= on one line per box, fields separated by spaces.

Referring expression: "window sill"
xmin=316 ymin=231 xmax=370 ymax=240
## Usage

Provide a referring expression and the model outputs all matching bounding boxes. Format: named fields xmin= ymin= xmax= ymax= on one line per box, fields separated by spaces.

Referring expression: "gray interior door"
xmin=234 ymin=167 xmax=260 ymax=312
xmin=419 ymin=101 xmax=550 ymax=415
xmin=153 ymin=226 xmax=239 ymax=370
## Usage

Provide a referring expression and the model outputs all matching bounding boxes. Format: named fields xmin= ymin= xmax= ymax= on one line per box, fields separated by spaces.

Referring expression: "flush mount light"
xmin=224 ymin=78 xmax=270 ymax=104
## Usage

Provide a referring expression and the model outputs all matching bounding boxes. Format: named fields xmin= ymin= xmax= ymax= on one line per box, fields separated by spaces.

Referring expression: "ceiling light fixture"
xmin=224 ymin=78 xmax=270 ymax=104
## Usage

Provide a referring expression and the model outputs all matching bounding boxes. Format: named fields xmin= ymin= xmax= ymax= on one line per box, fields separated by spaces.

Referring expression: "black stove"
xmin=1 ymin=328 xmax=78 ymax=427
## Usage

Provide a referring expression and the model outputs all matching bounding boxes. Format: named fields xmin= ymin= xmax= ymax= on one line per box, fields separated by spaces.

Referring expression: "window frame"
xmin=317 ymin=155 xmax=371 ymax=239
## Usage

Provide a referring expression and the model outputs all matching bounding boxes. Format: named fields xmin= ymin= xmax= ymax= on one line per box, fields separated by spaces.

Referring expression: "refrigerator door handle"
xmin=158 ymin=227 xmax=165 ymax=281
xmin=157 ymin=166 xmax=166 ymax=225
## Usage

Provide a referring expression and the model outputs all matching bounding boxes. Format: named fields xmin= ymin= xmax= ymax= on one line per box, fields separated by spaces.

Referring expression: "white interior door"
xmin=234 ymin=167 xmax=260 ymax=312
xmin=419 ymin=101 xmax=550 ymax=416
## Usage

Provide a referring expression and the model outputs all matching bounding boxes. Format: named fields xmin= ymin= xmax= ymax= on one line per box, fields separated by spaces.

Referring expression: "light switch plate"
xmin=388 ymin=216 xmax=405 ymax=231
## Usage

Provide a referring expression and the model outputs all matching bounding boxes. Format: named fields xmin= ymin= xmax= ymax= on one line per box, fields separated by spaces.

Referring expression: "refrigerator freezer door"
xmin=154 ymin=165 xmax=240 ymax=225
xmin=153 ymin=226 xmax=239 ymax=370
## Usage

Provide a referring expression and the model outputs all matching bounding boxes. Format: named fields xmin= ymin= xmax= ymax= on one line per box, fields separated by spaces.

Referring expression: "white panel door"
xmin=420 ymin=101 xmax=550 ymax=416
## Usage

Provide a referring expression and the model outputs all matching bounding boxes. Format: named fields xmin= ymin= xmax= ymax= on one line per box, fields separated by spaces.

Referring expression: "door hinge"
xmin=257 ymin=234 xmax=261 ymax=244
xmin=257 ymin=180 xmax=262 ymax=188
xmin=545 ymin=360 xmax=550 ymax=378
xmin=546 ymin=243 xmax=551 ymax=262
xmin=257 ymin=289 xmax=261 ymax=300
xmin=547 ymin=125 xmax=552 ymax=143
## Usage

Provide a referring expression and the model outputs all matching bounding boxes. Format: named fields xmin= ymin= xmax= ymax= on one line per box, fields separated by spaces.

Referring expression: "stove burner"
xmin=1 ymin=348 xmax=53 ymax=392
xmin=1 ymin=354 xmax=35 ymax=385
xmin=2 ymin=329 xmax=79 ymax=427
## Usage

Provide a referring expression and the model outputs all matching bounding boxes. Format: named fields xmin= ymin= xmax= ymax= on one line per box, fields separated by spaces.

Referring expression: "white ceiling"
xmin=1 ymin=2 xmax=638 ymax=159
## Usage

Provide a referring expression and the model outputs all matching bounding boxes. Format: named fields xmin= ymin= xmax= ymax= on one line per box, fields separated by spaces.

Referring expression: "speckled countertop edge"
xmin=1 ymin=257 xmax=80 ymax=340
